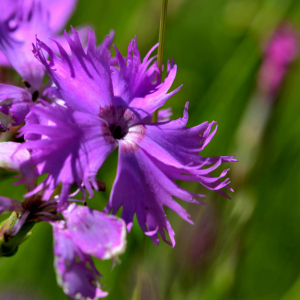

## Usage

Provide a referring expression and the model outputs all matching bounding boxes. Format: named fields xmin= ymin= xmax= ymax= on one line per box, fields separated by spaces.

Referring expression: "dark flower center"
xmin=100 ymin=105 xmax=134 ymax=141
xmin=109 ymin=124 xmax=127 ymax=140
xmin=32 ymin=91 xmax=39 ymax=101
xmin=100 ymin=105 xmax=146 ymax=150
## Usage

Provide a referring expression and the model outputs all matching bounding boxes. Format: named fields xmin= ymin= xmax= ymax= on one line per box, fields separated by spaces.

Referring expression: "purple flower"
xmin=30 ymin=0 xmax=78 ymax=34
xmin=20 ymin=28 xmax=236 ymax=245
xmin=0 ymin=2 xmax=51 ymax=93
xmin=0 ymin=142 xmax=126 ymax=297
xmin=0 ymin=2 xmax=51 ymax=131
xmin=258 ymin=24 xmax=299 ymax=99
xmin=53 ymin=203 xmax=126 ymax=300
xmin=53 ymin=221 xmax=108 ymax=299
xmin=0 ymin=0 xmax=79 ymax=77
xmin=0 ymin=0 xmax=88 ymax=130
xmin=0 ymin=198 xmax=126 ymax=298
xmin=0 ymin=3 xmax=115 ymax=132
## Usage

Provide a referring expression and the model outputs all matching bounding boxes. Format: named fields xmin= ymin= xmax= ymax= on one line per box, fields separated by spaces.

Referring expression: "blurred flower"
xmin=258 ymin=24 xmax=299 ymax=99
xmin=19 ymin=28 xmax=236 ymax=246
xmin=0 ymin=0 xmax=80 ymax=80
xmin=53 ymin=204 xmax=126 ymax=300
xmin=0 ymin=199 xmax=126 ymax=298
xmin=0 ymin=2 xmax=51 ymax=93
xmin=0 ymin=0 xmax=89 ymax=131
xmin=0 ymin=141 xmax=127 ymax=298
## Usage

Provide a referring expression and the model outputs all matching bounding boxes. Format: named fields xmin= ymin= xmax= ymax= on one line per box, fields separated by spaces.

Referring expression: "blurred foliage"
xmin=1 ymin=0 xmax=300 ymax=299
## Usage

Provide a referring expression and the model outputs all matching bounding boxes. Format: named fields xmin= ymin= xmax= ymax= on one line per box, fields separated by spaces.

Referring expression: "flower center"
xmin=99 ymin=105 xmax=132 ymax=141
xmin=99 ymin=105 xmax=146 ymax=151
xmin=109 ymin=124 xmax=127 ymax=140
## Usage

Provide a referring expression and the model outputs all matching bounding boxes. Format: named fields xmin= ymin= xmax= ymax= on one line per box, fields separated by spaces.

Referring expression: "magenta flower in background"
xmin=19 ymin=28 xmax=236 ymax=246
xmin=258 ymin=24 xmax=299 ymax=99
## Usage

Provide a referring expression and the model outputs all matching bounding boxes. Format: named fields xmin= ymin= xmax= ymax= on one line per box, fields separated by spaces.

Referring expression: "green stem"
xmin=152 ymin=0 xmax=169 ymax=123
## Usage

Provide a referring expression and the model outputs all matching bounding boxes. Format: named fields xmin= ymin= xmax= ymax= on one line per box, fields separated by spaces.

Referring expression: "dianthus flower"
xmin=0 ymin=0 xmax=80 ymax=84
xmin=0 ymin=142 xmax=126 ymax=299
xmin=20 ymin=28 xmax=236 ymax=246
xmin=0 ymin=0 xmax=89 ymax=130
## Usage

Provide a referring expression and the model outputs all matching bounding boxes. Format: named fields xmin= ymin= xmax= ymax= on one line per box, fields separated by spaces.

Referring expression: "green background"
xmin=1 ymin=0 xmax=300 ymax=299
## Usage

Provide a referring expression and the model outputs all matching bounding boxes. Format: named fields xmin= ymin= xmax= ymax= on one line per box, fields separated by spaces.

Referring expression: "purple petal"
xmin=105 ymin=104 xmax=236 ymax=246
xmin=142 ymin=107 xmax=173 ymax=123
xmin=19 ymin=104 xmax=117 ymax=210
xmin=34 ymin=28 xmax=115 ymax=115
xmin=131 ymin=103 xmax=209 ymax=167
xmin=133 ymin=104 xmax=236 ymax=197
xmin=0 ymin=142 xmax=36 ymax=190
xmin=53 ymin=221 xmax=108 ymax=300
xmin=0 ymin=0 xmax=22 ymax=20
xmin=0 ymin=3 xmax=51 ymax=92
xmin=50 ymin=25 xmax=89 ymax=56
xmin=106 ymin=143 xmax=190 ymax=247
xmin=62 ymin=203 xmax=126 ymax=259
xmin=97 ymin=30 xmax=115 ymax=54
xmin=135 ymin=103 xmax=236 ymax=168
xmin=0 ymin=142 xmax=30 ymax=171
xmin=0 ymin=84 xmax=32 ymax=129
xmin=38 ymin=0 xmax=78 ymax=33
xmin=111 ymin=38 xmax=181 ymax=118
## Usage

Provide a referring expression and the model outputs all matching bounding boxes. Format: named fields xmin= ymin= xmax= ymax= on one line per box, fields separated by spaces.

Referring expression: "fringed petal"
xmin=19 ymin=104 xmax=117 ymax=210
xmin=62 ymin=203 xmax=126 ymax=260
xmin=34 ymin=27 xmax=115 ymax=115
xmin=0 ymin=2 xmax=50 ymax=92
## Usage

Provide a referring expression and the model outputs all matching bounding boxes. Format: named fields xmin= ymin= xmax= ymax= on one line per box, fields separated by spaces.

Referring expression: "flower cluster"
xmin=0 ymin=1 xmax=236 ymax=299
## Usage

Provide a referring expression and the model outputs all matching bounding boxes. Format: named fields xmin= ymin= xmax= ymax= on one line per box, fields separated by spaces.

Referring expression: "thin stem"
xmin=152 ymin=0 xmax=169 ymax=123
xmin=157 ymin=0 xmax=168 ymax=73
